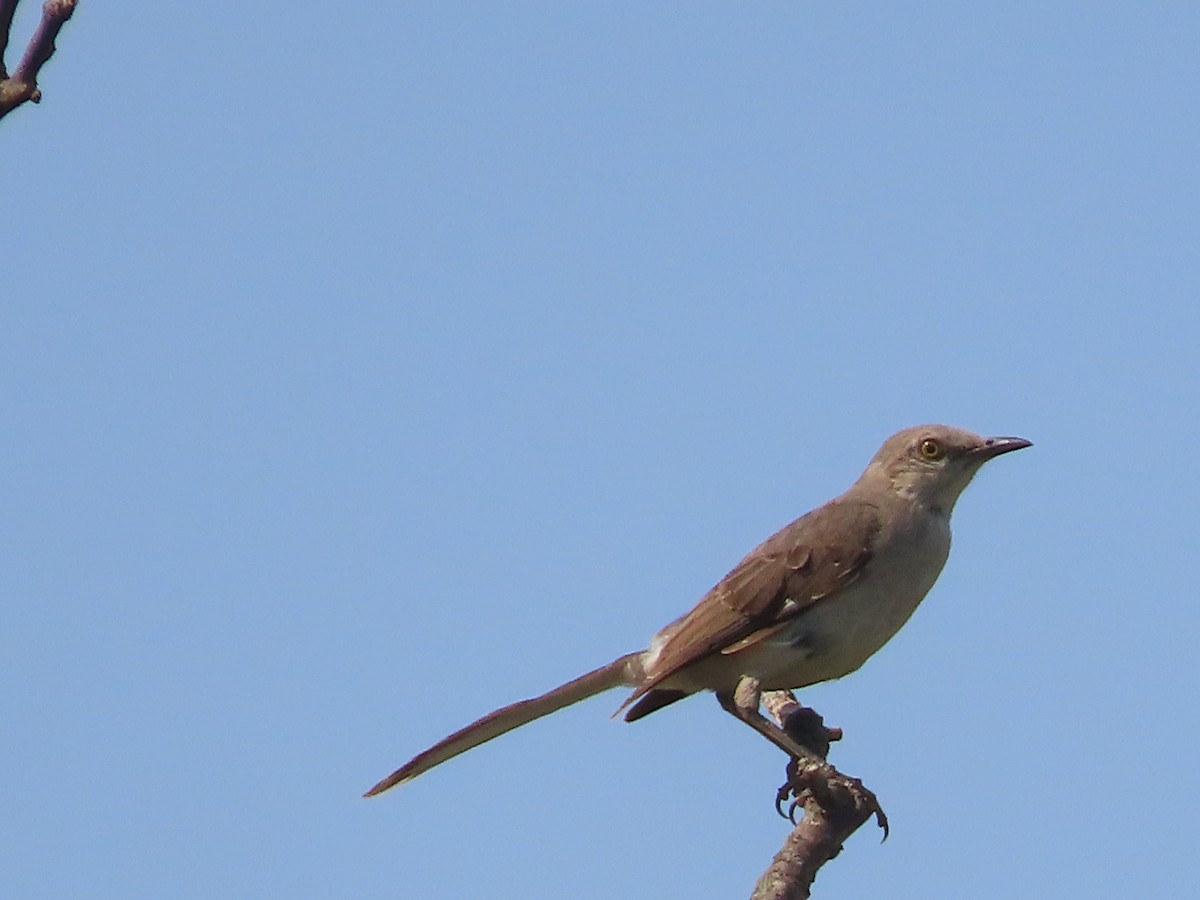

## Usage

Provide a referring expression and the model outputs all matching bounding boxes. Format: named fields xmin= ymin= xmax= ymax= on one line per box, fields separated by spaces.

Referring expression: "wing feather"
xmin=621 ymin=498 xmax=881 ymax=709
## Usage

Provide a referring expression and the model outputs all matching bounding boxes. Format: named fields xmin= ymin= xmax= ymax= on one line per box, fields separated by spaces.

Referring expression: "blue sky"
xmin=3 ymin=3 xmax=1198 ymax=898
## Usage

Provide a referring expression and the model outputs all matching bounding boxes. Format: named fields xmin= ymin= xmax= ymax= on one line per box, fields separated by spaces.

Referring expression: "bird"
xmin=364 ymin=424 xmax=1030 ymax=797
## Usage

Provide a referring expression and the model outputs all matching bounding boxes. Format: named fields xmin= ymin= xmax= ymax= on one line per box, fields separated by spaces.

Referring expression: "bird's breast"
xmin=754 ymin=509 xmax=952 ymax=689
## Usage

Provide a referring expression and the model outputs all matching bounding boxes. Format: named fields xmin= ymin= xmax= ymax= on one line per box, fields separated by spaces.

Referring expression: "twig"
xmin=0 ymin=0 xmax=78 ymax=121
xmin=748 ymin=691 xmax=888 ymax=900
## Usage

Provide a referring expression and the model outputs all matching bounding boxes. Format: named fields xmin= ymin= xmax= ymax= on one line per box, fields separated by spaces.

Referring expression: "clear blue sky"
xmin=4 ymin=3 xmax=1198 ymax=898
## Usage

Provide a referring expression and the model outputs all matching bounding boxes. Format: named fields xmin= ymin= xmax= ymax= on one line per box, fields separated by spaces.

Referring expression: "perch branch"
xmin=0 ymin=0 xmax=78 ymax=120
xmin=748 ymin=691 xmax=888 ymax=900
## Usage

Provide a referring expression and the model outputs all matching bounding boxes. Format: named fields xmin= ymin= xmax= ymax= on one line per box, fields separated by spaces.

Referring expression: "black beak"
xmin=975 ymin=436 xmax=1033 ymax=459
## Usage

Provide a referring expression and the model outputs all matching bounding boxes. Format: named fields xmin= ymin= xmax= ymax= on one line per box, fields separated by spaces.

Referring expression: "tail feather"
xmin=364 ymin=652 xmax=640 ymax=797
xmin=623 ymin=688 xmax=689 ymax=722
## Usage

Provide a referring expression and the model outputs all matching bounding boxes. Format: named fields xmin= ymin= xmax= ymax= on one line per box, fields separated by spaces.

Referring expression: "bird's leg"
xmin=763 ymin=691 xmax=843 ymax=759
xmin=717 ymin=684 xmax=887 ymax=833
xmin=716 ymin=677 xmax=823 ymax=762
xmin=754 ymin=689 xmax=889 ymax=836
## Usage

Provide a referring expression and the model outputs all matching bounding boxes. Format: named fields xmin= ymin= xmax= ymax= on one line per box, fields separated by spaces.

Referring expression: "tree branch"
xmin=749 ymin=691 xmax=888 ymax=900
xmin=1 ymin=1 xmax=21 ymax=71
xmin=0 ymin=0 xmax=78 ymax=121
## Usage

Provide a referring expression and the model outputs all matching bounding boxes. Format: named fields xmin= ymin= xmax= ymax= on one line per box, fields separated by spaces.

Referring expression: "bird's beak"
xmin=974 ymin=436 xmax=1033 ymax=459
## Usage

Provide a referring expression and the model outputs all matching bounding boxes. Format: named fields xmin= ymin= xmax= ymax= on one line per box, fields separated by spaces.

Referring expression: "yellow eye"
xmin=919 ymin=438 xmax=943 ymax=460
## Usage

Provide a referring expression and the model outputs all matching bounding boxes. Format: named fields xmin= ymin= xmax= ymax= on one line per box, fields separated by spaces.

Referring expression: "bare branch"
xmin=0 ymin=0 xmax=79 ymax=121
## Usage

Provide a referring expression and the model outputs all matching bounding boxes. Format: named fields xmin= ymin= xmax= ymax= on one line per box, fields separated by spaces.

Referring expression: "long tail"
xmin=364 ymin=652 xmax=641 ymax=797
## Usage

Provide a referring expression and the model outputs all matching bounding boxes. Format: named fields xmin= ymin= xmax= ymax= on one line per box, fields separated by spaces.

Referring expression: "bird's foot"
xmin=775 ymin=756 xmax=889 ymax=840
xmin=760 ymin=693 xmax=887 ymax=838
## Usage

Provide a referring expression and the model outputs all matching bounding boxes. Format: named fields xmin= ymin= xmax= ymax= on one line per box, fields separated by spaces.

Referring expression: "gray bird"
xmin=365 ymin=424 xmax=1030 ymax=797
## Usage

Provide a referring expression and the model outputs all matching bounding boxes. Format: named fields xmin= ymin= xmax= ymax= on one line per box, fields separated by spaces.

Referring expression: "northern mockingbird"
xmin=365 ymin=424 xmax=1030 ymax=797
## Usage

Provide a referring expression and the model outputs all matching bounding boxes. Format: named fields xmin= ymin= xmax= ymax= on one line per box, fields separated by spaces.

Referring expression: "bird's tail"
xmin=364 ymin=652 xmax=642 ymax=797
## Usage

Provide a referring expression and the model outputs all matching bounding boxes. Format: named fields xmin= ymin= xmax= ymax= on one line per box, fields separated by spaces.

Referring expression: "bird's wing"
xmin=620 ymin=498 xmax=881 ymax=709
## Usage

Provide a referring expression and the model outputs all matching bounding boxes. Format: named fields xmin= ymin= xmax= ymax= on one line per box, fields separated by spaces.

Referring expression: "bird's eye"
xmin=919 ymin=438 xmax=943 ymax=460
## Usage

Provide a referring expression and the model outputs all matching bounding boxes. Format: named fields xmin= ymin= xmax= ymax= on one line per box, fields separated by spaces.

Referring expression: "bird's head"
xmin=865 ymin=424 xmax=1031 ymax=514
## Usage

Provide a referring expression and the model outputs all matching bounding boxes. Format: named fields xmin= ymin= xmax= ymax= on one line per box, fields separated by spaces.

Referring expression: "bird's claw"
xmin=774 ymin=756 xmax=890 ymax=841
xmin=774 ymin=781 xmax=798 ymax=821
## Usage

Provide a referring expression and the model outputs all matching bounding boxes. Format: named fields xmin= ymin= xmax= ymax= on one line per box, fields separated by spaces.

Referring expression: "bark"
xmin=0 ymin=0 xmax=79 ymax=121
